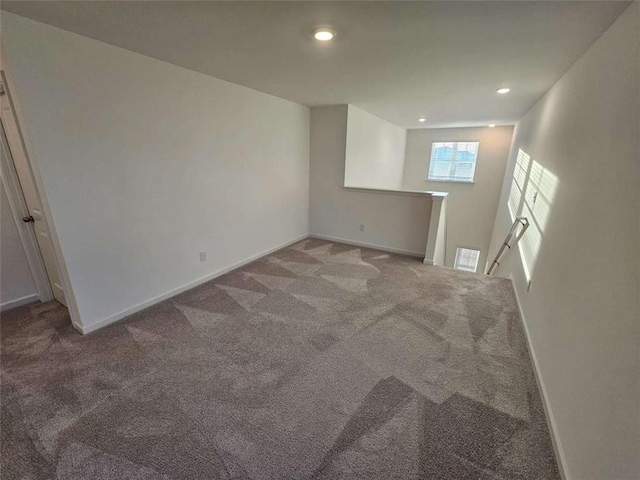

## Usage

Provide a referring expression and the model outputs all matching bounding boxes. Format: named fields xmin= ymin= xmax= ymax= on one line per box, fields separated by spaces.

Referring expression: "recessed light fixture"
xmin=488 ymin=124 xmax=496 ymax=128
xmin=496 ymin=88 xmax=511 ymax=94
xmin=418 ymin=118 xmax=426 ymax=123
xmin=313 ymin=28 xmax=336 ymax=41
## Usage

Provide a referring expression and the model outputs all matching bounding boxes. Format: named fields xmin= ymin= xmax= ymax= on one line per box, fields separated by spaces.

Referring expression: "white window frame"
xmin=427 ymin=141 xmax=480 ymax=183
xmin=453 ymin=247 xmax=481 ymax=273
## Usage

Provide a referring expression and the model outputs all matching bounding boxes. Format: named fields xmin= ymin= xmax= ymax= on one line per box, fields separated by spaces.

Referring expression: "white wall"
xmin=344 ymin=105 xmax=407 ymax=190
xmin=310 ymin=106 xmax=432 ymax=256
xmin=487 ymin=3 xmax=639 ymax=478
xmin=403 ymin=127 xmax=513 ymax=271
xmin=2 ymin=13 xmax=310 ymax=331
xmin=0 ymin=179 xmax=37 ymax=308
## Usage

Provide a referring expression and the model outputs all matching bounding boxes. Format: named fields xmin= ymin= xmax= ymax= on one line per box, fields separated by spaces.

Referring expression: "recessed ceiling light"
xmin=313 ymin=28 xmax=336 ymax=41
xmin=488 ymin=124 xmax=496 ymax=128
xmin=418 ymin=118 xmax=426 ymax=123
xmin=496 ymin=88 xmax=511 ymax=94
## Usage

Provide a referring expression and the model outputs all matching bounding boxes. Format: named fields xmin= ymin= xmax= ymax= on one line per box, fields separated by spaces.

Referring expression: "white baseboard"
xmin=79 ymin=234 xmax=309 ymax=334
xmin=309 ymin=233 xmax=424 ymax=258
xmin=0 ymin=293 xmax=39 ymax=312
xmin=509 ymin=274 xmax=569 ymax=480
xmin=78 ymin=232 xmax=422 ymax=334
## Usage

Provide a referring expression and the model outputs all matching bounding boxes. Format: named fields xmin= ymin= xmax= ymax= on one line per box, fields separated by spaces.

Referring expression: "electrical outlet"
xmin=199 ymin=251 xmax=207 ymax=262
xmin=359 ymin=224 xmax=365 ymax=232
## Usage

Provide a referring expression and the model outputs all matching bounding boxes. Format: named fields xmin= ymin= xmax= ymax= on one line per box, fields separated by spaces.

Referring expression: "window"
xmin=454 ymin=247 xmax=481 ymax=273
xmin=428 ymin=142 xmax=480 ymax=183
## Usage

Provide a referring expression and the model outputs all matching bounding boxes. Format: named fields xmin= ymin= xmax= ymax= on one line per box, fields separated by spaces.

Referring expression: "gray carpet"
xmin=1 ymin=238 xmax=560 ymax=479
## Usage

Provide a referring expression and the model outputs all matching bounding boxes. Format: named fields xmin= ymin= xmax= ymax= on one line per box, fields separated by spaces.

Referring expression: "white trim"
xmin=0 ymin=66 xmax=82 ymax=328
xmin=509 ymin=274 xmax=569 ymax=480
xmin=309 ymin=233 xmax=424 ymax=258
xmin=78 ymin=234 xmax=310 ymax=334
xmin=424 ymin=179 xmax=476 ymax=185
xmin=0 ymin=121 xmax=53 ymax=303
xmin=0 ymin=293 xmax=38 ymax=312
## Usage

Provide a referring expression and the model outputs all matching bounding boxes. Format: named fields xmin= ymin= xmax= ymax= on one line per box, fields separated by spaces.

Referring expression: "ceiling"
xmin=1 ymin=1 xmax=630 ymax=128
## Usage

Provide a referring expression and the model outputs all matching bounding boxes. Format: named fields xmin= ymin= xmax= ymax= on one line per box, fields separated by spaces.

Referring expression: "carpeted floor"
xmin=1 ymin=238 xmax=560 ymax=479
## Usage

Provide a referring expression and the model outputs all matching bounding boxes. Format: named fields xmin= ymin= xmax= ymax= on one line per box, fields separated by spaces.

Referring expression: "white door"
xmin=0 ymin=91 xmax=67 ymax=306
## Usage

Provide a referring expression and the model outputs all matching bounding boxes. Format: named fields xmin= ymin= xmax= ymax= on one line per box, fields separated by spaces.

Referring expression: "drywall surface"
xmin=0 ymin=179 xmax=37 ymax=307
xmin=2 ymin=13 xmax=310 ymax=330
xmin=344 ymin=105 xmax=407 ymax=189
xmin=487 ymin=3 xmax=639 ymax=478
xmin=403 ymin=127 xmax=513 ymax=271
xmin=310 ymin=106 xmax=431 ymax=256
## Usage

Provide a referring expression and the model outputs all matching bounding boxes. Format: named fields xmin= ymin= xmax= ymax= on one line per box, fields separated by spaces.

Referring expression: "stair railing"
xmin=487 ymin=217 xmax=529 ymax=275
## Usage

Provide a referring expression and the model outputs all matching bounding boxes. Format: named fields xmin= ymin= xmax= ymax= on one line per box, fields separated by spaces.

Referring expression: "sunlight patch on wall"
xmin=506 ymin=149 xmax=558 ymax=281
xmin=508 ymin=149 xmax=532 ymax=221
xmin=519 ymin=159 xmax=559 ymax=281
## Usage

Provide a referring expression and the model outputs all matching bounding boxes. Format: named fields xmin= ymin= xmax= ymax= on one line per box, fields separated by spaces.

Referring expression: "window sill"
xmin=426 ymin=179 xmax=475 ymax=185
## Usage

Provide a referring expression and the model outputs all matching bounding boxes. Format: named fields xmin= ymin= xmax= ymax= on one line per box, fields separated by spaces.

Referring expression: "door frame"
xmin=0 ymin=117 xmax=54 ymax=303
xmin=0 ymin=63 xmax=83 ymax=332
